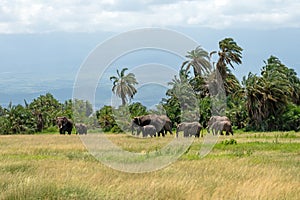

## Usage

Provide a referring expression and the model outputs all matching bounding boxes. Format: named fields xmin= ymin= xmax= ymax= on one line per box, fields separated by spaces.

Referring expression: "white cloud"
xmin=0 ymin=0 xmax=299 ymax=33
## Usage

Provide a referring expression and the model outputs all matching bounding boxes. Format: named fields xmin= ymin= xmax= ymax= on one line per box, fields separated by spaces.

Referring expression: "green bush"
xmin=111 ymin=125 xmax=123 ymax=133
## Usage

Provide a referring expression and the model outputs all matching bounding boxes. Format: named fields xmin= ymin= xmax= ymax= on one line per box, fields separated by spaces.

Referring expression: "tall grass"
xmin=0 ymin=132 xmax=299 ymax=199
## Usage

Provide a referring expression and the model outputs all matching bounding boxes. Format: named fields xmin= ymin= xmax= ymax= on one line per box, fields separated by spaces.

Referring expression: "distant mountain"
xmin=0 ymin=88 xmax=73 ymax=107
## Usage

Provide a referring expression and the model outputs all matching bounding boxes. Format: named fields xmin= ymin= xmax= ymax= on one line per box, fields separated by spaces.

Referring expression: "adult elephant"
xmin=56 ymin=116 xmax=73 ymax=135
xmin=131 ymin=119 xmax=140 ymax=135
xmin=176 ymin=122 xmax=202 ymax=138
xmin=207 ymin=116 xmax=230 ymax=133
xmin=75 ymin=123 xmax=87 ymax=135
xmin=132 ymin=114 xmax=172 ymax=137
xmin=211 ymin=120 xmax=233 ymax=135
xmin=159 ymin=115 xmax=173 ymax=135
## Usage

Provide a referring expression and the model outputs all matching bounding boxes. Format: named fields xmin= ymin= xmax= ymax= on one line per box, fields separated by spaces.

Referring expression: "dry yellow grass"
xmin=0 ymin=132 xmax=299 ymax=199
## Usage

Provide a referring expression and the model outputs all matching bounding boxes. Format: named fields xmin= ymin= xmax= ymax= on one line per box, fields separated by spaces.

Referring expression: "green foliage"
xmin=226 ymin=94 xmax=248 ymax=129
xmin=128 ymin=102 xmax=148 ymax=118
xmin=0 ymin=103 xmax=36 ymax=134
xmin=243 ymin=56 xmax=300 ymax=131
xmin=42 ymin=126 xmax=58 ymax=133
xmin=110 ymin=67 xmax=138 ymax=106
xmin=214 ymin=38 xmax=243 ymax=91
xmin=162 ymin=69 xmax=200 ymax=125
xmin=96 ymin=105 xmax=117 ymax=132
xmin=0 ymin=93 xmax=96 ymax=134
xmin=29 ymin=93 xmax=62 ymax=131
xmin=181 ymin=46 xmax=212 ymax=76
xmin=280 ymin=103 xmax=300 ymax=131
xmin=72 ymin=99 xmax=96 ymax=128
xmin=111 ymin=125 xmax=123 ymax=133
xmin=198 ymin=96 xmax=211 ymax=127
xmin=113 ymin=105 xmax=130 ymax=132
xmin=221 ymin=139 xmax=237 ymax=145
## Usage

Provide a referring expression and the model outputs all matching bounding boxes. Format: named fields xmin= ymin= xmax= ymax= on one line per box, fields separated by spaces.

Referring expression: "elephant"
xmin=137 ymin=125 xmax=156 ymax=137
xmin=132 ymin=114 xmax=173 ymax=137
xmin=75 ymin=123 xmax=87 ymax=135
xmin=159 ymin=115 xmax=173 ymax=135
xmin=131 ymin=119 xmax=141 ymax=135
xmin=210 ymin=120 xmax=233 ymax=136
xmin=176 ymin=122 xmax=202 ymax=138
xmin=56 ymin=116 xmax=73 ymax=135
xmin=207 ymin=116 xmax=230 ymax=133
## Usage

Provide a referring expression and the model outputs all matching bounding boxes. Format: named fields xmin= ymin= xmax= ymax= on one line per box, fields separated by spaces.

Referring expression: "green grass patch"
xmin=0 ymin=163 xmax=34 ymax=174
xmin=1 ymin=183 xmax=99 ymax=200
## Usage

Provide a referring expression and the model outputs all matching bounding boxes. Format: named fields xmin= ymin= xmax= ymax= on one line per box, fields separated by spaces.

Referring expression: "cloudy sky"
xmin=0 ymin=0 xmax=300 ymax=106
xmin=1 ymin=0 xmax=300 ymax=33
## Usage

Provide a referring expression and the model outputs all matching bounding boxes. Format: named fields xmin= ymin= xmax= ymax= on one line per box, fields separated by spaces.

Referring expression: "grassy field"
xmin=0 ymin=131 xmax=299 ymax=200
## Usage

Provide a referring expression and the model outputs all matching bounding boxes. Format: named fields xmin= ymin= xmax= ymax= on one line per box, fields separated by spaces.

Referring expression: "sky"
xmin=1 ymin=0 xmax=300 ymax=33
xmin=0 ymin=0 xmax=300 ymax=107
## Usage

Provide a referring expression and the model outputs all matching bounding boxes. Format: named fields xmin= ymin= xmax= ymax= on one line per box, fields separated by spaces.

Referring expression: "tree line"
xmin=0 ymin=93 xmax=95 ymax=134
xmin=108 ymin=38 xmax=300 ymax=132
xmin=1 ymin=37 xmax=299 ymax=134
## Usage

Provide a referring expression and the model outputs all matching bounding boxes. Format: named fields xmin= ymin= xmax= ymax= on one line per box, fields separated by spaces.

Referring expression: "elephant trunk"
xmin=131 ymin=124 xmax=134 ymax=135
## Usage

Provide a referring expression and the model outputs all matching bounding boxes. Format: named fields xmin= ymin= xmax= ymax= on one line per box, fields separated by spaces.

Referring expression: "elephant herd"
xmin=131 ymin=114 xmax=233 ymax=138
xmin=55 ymin=114 xmax=233 ymax=137
xmin=55 ymin=117 xmax=87 ymax=135
xmin=132 ymin=114 xmax=173 ymax=137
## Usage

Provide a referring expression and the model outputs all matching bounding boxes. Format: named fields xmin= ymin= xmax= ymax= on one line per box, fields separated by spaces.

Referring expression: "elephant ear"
xmin=133 ymin=117 xmax=139 ymax=125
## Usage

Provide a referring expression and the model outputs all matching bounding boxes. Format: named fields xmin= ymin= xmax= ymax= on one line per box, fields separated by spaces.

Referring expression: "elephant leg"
xmin=183 ymin=131 xmax=188 ymax=137
xmin=215 ymin=130 xmax=218 ymax=136
xmin=158 ymin=129 xmax=165 ymax=137
xmin=60 ymin=128 xmax=66 ymax=134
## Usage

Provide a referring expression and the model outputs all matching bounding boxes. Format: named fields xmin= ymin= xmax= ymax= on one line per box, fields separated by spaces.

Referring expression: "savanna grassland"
xmin=0 ymin=131 xmax=299 ymax=200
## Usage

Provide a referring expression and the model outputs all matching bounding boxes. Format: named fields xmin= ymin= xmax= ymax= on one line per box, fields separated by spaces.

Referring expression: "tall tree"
xmin=29 ymin=93 xmax=62 ymax=131
xmin=243 ymin=56 xmax=298 ymax=131
xmin=110 ymin=68 xmax=138 ymax=106
xmin=215 ymin=38 xmax=243 ymax=81
xmin=181 ymin=46 xmax=212 ymax=77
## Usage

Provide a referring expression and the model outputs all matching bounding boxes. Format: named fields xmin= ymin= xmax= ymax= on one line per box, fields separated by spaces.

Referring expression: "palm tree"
xmin=181 ymin=46 xmax=212 ymax=77
xmin=243 ymin=56 xmax=293 ymax=130
xmin=110 ymin=68 xmax=138 ymax=106
xmin=207 ymin=38 xmax=243 ymax=96
xmin=214 ymin=38 xmax=243 ymax=81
